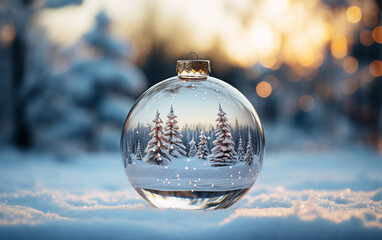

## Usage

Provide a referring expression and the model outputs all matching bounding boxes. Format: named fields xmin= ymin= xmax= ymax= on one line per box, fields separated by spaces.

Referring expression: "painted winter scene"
xmin=121 ymin=102 xmax=263 ymax=193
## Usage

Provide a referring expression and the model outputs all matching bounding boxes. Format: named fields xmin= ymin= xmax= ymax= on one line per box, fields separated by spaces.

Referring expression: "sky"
xmin=124 ymin=77 xmax=263 ymax=131
xmin=34 ymin=0 xmax=375 ymax=69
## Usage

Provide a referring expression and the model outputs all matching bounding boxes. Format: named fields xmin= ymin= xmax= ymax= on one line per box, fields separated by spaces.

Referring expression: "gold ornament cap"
xmin=176 ymin=52 xmax=210 ymax=80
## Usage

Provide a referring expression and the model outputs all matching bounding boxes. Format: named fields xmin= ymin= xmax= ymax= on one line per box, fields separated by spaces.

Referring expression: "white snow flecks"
xmin=125 ymin=155 xmax=260 ymax=191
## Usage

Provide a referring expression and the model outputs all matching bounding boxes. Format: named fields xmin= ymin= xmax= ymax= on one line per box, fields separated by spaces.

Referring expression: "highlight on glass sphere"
xmin=121 ymin=52 xmax=264 ymax=210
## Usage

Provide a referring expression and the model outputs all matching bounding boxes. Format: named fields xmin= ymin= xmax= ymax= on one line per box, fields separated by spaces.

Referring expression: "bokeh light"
xmin=369 ymin=60 xmax=382 ymax=77
xmin=331 ymin=34 xmax=347 ymax=59
xmin=1 ymin=24 xmax=16 ymax=46
xmin=372 ymin=26 xmax=382 ymax=44
xmin=298 ymin=95 xmax=315 ymax=112
xmin=2 ymin=0 xmax=381 ymax=154
xmin=256 ymin=81 xmax=272 ymax=98
xmin=35 ymin=0 xmax=351 ymax=71
xmin=364 ymin=9 xmax=378 ymax=27
xmin=346 ymin=6 xmax=362 ymax=23
xmin=264 ymin=75 xmax=278 ymax=89
xmin=360 ymin=29 xmax=374 ymax=46
xmin=343 ymin=56 xmax=358 ymax=73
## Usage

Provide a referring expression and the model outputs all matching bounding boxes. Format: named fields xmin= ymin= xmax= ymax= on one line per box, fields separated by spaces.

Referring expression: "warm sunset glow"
xmin=256 ymin=81 xmax=272 ymax=98
xmin=323 ymin=23 xmax=334 ymax=41
xmin=260 ymin=55 xmax=277 ymax=69
xmin=35 ymin=0 xmax=350 ymax=71
xmin=346 ymin=6 xmax=362 ymax=23
xmin=331 ymin=34 xmax=347 ymax=59
xmin=343 ymin=56 xmax=358 ymax=74
xmin=372 ymin=26 xmax=382 ymax=44
xmin=299 ymin=95 xmax=315 ymax=112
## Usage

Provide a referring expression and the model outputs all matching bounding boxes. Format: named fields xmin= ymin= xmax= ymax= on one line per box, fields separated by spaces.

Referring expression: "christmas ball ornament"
xmin=121 ymin=52 xmax=264 ymax=209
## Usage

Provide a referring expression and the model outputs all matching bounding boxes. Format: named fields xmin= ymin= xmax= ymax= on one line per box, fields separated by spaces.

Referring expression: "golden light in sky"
xmin=34 ymin=0 xmax=372 ymax=72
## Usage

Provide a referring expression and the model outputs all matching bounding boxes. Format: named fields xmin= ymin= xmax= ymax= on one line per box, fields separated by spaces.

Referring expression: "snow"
xmin=126 ymin=156 xmax=258 ymax=191
xmin=0 ymin=148 xmax=381 ymax=239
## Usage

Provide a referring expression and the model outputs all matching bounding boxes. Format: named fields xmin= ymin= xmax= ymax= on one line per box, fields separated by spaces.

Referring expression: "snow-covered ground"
xmin=0 ymin=147 xmax=381 ymax=239
xmin=126 ymin=155 xmax=261 ymax=191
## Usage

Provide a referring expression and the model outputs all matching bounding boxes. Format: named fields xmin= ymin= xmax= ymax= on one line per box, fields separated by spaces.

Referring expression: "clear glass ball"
xmin=121 ymin=75 xmax=264 ymax=210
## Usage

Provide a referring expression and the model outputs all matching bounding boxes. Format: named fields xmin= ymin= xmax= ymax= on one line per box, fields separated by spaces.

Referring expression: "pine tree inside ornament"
xmin=121 ymin=52 xmax=265 ymax=209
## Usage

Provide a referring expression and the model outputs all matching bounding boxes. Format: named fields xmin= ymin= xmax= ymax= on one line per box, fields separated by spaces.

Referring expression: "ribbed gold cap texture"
xmin=176 ymin=60 xmax=210 ymax=75
xmin=176 ymin=52 xmax=210 ymax=80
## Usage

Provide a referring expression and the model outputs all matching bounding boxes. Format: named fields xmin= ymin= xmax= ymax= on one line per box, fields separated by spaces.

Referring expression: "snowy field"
xmin=0 ymin=147 xmax=381 ymax=239
xmin=125 ymin=155 xmax=260 ymax=191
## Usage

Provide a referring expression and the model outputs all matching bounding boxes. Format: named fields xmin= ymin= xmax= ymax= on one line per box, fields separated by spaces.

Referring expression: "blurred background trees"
xmin=0 ymin=0 xmax=381 ymax=155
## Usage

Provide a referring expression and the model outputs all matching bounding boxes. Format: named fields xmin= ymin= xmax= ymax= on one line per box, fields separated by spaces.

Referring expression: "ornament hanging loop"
xmin=187 ymin=51 xmax=199 ymax=60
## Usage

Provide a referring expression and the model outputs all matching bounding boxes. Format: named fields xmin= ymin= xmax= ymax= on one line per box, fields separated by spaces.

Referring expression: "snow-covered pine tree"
xmin=121 ymin=136 xmax=128 ymax=168
xmin=210 ymin=104 xmax=237 ymax=166
xmin=135 ymin=140 xmax=143 ymax=160
xmin=237 ymin=136 xmax=245 ymax=162
xmin=208 ymin=127 xmax=215 ymax=147
xmin=126 ymin=139 xmax=133 ymax=164
xmin=188 ymin=136 xmax=197 ymax=157
xmin=144 ymin=111 xmax=170 ymax=165
xmin=244 ymin=129 xmax=254 ymax=165
xmin=164 ymin=105 xmax=186 ymax=157
xmin=196 ymin=129 xmax=209 ymax=159
xmin=24 ymin=11 xmax=146 ymax=152
xmin=233 ymin=118 xmax=240 ymax=147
